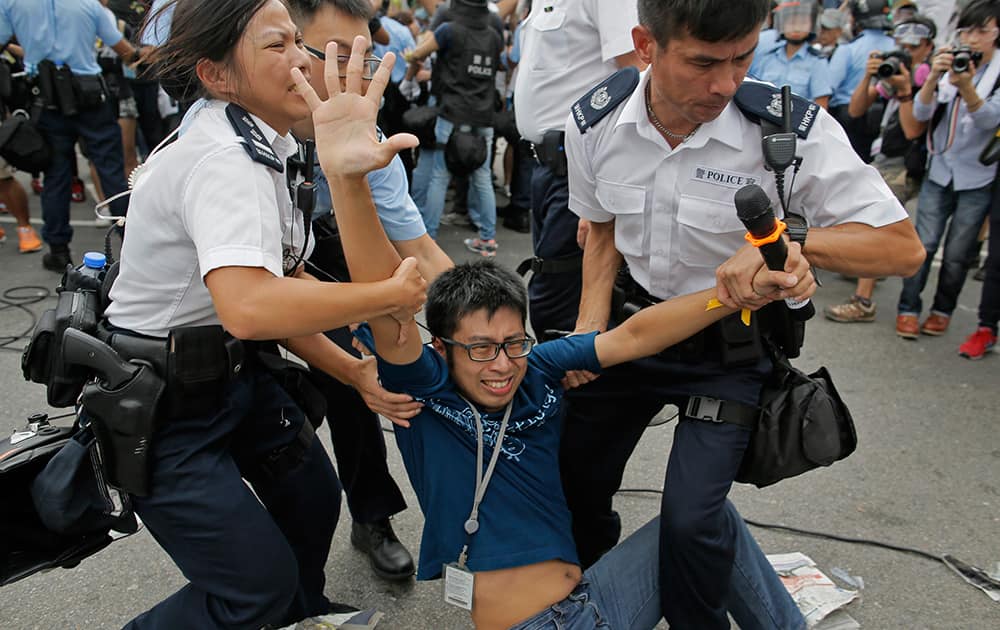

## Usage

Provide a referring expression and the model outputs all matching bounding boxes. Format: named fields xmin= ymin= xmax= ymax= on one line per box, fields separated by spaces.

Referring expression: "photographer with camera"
xmin=895 ymin=0 xmax=1000 ymax=339
xmin=826 ymin=15 xmax=937 ymax=324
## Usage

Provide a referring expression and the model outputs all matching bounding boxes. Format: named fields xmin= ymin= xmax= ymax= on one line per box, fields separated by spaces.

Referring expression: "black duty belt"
xmin=516 ymin=252 xmax=583 ymax=277
xmin=684 ymin=396 xmax=759 ymax=429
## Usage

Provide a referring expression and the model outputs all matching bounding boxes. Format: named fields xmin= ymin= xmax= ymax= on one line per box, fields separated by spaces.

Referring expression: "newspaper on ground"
xmin=275 ymin=608 xmax=383 ymax=630
xmin=768 ymin=552 xmax=859 ymax=628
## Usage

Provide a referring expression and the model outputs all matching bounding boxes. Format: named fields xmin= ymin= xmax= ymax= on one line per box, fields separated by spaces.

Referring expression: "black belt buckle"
xmin=686 ymin=396 xmax=724 ymax=423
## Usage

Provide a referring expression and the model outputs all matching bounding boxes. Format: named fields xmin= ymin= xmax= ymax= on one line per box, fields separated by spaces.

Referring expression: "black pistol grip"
xmin=62 ymin=328 xmax=139 ymax=390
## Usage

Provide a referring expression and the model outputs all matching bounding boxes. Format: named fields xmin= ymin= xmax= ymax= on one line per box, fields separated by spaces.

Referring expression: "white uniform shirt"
xmin=513 ymin=0 xmax=637 ymax=144
xmin=106 ymin=100 xmax=309 ymax=337
xmin=565 ymin=71 xmax=908 ymax=301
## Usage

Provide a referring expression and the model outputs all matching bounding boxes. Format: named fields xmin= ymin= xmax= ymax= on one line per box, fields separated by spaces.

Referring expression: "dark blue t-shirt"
xmin=356 ymin=327 xmax=602 ymax=580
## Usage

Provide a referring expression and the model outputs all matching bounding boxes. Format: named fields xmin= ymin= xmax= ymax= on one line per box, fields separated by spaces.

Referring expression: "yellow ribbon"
xmin=706 ymin=298 xmax=751 ymax=326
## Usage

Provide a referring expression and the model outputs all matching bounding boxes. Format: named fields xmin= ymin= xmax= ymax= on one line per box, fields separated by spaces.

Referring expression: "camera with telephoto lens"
xmin=877 ymin=49 xmax=913 ymax=78
xmin=952 ymin=46 xmax=984 ymax=73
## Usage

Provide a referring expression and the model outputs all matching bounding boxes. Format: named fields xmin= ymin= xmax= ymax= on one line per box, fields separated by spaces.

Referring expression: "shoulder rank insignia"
xmin=225 ymin=103 xmax=285 ymax=173
xmin=571 ymin=66 xmax=640 ymax=134
xmin=733 ymin=81 xmax=820 ymax=140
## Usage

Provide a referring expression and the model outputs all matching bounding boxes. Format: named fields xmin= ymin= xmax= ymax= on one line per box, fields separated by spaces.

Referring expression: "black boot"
xmin=42 ymin=244 xmax=72 ymax=273
xmin=350 ymin=518 xmax=415 ymax=581
xmin=500 ymin=204 xmax=530 ymax=233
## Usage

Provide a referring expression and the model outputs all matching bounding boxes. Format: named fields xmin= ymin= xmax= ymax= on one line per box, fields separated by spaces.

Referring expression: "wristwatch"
xmin=784 ymin=213 xmax=808 ymax=249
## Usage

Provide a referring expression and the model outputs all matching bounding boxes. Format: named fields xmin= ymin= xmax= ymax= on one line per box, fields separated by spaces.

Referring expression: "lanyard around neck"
xmin=456 ymin=396 xmax=514 ymax=568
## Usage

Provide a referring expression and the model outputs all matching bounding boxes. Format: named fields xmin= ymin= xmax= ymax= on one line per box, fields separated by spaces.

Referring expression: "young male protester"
xmin=290 ymin=36 xmax=816 ymax=629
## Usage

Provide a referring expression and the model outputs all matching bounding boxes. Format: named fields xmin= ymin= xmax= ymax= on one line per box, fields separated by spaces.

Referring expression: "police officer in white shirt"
xmin=102 ymin=1 xmax=423 ymax=627
xmin=512 ymin=0 xmax=643 ymax=340
xmin=560 ymin=0 xmax=925 ymax=628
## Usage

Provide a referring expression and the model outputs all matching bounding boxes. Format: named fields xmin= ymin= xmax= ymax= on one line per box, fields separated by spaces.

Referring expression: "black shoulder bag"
xmin=736 ymin=340 xmax=858 ymax=488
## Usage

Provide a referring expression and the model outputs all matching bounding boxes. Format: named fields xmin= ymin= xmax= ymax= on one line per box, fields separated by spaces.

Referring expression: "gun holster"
xmin=80 ymin=363 xmax=165 ymax=497
xmin=533 ymin=130 xmax=567 ymax=177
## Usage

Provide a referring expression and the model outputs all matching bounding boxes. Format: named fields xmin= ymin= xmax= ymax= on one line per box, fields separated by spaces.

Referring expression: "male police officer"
xmin=513 ymin=0 xmax=643 ymax=340
xmin=828 ymin=0 xmax=896 ymax=161
xmin=287 ymin=0 xmax=453 ymax=582
xmin=0 ymin=0 xmax=137 ymax=271
xmin=561 ymin=0 xmax=925 ymax=628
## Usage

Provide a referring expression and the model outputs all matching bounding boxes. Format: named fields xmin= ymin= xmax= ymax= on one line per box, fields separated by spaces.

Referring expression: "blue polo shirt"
xmin=375 ymin=16 xmax=416 ymax=84
xmin=828 ymin=29 xmax=895 ymax=107
xmin=313 ymin=151 xmax=426 ymax=241
xmin=356 ymin=327 xmax=602 ymax=580
xmin=0 ymin=0 xmax=122 ymax=76
xmin=750 ymin=41 xmax=833 ymax=101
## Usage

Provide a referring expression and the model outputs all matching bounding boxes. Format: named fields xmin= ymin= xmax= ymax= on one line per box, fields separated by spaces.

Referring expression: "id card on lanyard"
xmin=442 ymin=397 xmax=514 ymax=610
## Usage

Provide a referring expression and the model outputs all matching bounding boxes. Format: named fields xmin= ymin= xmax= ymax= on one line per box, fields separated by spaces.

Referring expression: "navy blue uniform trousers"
xmin=561 ymin=342 xmax=801 ymax=629
xmin=528 ymin=162 xmax=583 ymax=340
xmin=37 ymin=98 xmax=128 ymax=246
xmin=125 ymin=365 xmax=341 ymax=629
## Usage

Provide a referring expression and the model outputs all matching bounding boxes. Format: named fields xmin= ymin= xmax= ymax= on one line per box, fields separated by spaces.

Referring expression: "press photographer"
xmin=895 ymin=0 xmax=1000 ymax=339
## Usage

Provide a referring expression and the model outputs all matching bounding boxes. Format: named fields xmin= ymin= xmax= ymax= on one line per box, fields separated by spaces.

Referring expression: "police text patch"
xmin=692 ymin=166 xmax=759 ymax=189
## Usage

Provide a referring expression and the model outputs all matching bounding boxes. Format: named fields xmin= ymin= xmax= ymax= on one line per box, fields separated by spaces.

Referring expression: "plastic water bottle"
xmin=77 ymin=252 xmax=107 ymax=290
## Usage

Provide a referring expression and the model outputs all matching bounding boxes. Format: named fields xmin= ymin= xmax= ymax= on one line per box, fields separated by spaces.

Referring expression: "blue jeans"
xmin=898 ymin=179 xmax=992 ymax=317
xmin=510 ymin=514 xmax=802 ymax=630
xmin=37 ymin=99 xmax=128 ymax=246
xmin=418 ymin=116 xmax=495 ymax=240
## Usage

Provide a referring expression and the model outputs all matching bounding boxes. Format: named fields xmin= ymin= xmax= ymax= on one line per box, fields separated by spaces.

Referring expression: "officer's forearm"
xmin=283 ymin=333 xmax=358 ymax=385
xmin=804 ymin=219 xmax=925 ymax=278
xmin=575 ymin=219 xmax=622 ymax=333
xmin=206 ymin=267 xmax=415 ymax=340
xmin=393 ymin=234 xmax=454 ymax=283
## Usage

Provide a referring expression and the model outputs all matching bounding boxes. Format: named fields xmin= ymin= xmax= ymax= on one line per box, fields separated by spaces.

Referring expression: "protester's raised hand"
xmin=290 ymin=36 xmax=418 ymax=178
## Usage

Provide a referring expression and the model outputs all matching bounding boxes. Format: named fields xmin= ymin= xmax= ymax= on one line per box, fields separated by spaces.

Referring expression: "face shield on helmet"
xmin=774 ymin=2 xmax=818 ymax=44
xmin=851 ymin=0 xmax=892 ymax=31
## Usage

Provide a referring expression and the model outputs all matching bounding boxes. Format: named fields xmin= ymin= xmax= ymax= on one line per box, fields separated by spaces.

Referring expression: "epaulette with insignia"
xmin=733 ymin=81 xmax=820 ymax=140
xmin=571 ymin=66 xmax=640 ymax=134
xmin=805 ymin=45 xmax=821 ymax=57
xmin=225 ymin=103 xmax=285 ymax=173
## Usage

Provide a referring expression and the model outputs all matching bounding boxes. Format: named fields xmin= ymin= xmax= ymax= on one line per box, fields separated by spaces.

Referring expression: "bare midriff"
xmin=470 ymin=559 xmax=583 ymax=630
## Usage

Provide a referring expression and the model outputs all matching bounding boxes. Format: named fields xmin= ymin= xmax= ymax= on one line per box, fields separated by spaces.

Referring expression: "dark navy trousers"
xmin=37 ymin=98 xmax=129 ymax=246
xmin=125 ymin=366 xmax=341 ymax=630
xmin=528 ymin=162 xmax=583 ymax=339
xmin=561 ymin=346 xmax=804 ymax=629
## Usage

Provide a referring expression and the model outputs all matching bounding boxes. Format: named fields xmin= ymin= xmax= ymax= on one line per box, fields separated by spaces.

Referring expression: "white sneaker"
xmin=439 ymin=211 xmax=472 ymax=226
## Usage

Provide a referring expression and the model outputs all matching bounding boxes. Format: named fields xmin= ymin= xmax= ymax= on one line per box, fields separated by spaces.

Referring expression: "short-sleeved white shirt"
xmin=565 ymin=71 xmax=908 ymax=301
xmin=106 ymin=100 xmax=309 ymax=337
xmin=513 ymin=0 xmax=637 ymax=144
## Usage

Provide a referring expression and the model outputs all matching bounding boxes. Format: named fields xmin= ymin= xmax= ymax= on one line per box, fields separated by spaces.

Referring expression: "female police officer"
xmin=103 ymin=0 xmax=422 ymax=627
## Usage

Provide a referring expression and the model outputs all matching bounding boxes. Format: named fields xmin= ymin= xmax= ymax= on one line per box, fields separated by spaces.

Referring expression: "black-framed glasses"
xmin=304 ymin=44 xmax=381 ymax=80
xmin=439 ymin=336 xmax=536 ymax=362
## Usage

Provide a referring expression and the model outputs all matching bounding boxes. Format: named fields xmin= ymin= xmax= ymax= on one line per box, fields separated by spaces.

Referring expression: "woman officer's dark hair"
xmin=141 ymin=0 xmax=272 ymax=102
xmin=638 ymin=0 xmax=771 ymax=47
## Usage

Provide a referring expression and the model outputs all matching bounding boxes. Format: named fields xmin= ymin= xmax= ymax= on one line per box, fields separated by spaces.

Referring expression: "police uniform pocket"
xmin=677 ymin=193 xmax=746 ymax=268
xmin=528 ymin=8 xmax=569 ymax=72
xmin=596 ymin=178 xmax=646 ymax=258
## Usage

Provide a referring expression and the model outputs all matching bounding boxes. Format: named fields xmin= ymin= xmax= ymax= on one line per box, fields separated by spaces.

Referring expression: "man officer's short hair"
xmin=638 ymin=0 xmax=771 ymax=47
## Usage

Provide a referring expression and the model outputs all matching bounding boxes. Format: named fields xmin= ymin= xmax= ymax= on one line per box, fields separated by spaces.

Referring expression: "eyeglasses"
xmin=304 ymin=44 xmax=382 ymax=80
xmin=439 ymin=336 xmax=536 ymax=362
xmin=956 ymin=26 xmax=999 ymax=39
xmin=892 ymin=22 xmax=933 ymax=43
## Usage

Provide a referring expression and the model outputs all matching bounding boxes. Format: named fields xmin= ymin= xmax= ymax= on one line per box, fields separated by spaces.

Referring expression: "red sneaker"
xmin=71 ymin=177 xmax=86 ymax=203
xmin=958 ymin=327 xmax=997 ymax=360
